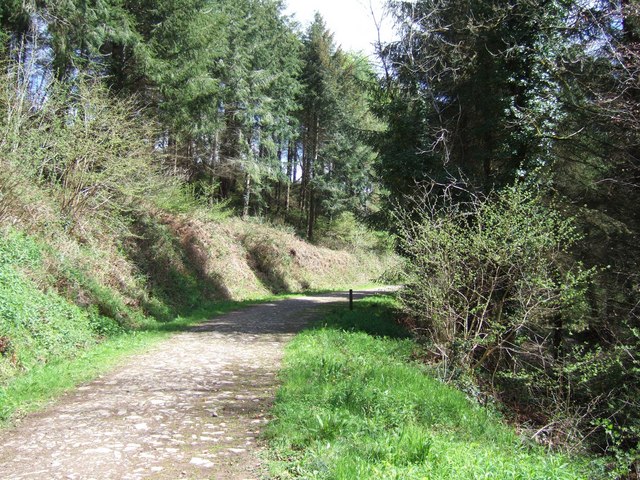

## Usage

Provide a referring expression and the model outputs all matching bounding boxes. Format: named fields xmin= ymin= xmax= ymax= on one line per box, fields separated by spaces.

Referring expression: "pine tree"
xmin=380 ymin=0 xmax=571 ymax=192
xmin=296 ymin=14 xmax=382 ymax=238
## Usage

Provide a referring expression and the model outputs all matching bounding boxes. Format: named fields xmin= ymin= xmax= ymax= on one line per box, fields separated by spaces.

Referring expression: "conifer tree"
xmin=296 ymin=14 xmax=380 ymax=238
xmin=380 ymin=0 xmax=570 ymax=192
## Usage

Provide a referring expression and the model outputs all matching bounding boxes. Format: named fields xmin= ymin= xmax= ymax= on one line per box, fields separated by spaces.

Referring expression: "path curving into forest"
xmin=0 ymin=288 xmax=394 ymax=480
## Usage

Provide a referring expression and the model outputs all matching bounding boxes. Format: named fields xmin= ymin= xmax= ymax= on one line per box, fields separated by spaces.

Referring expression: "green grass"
xmin=265 ymin=296 xmax=600 ymax=479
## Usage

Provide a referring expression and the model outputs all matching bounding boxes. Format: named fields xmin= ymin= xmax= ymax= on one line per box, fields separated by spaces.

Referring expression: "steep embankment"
xmin=158 ymin=215 xmax=390 ymax=300
xmin=0 ymin=212 xmax=394 ymax=390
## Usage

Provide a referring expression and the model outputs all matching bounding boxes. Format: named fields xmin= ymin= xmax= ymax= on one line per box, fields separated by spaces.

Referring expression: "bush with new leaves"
xmin=1 ymin=73 xmax=170 ymax=235
xmin=395 ymin=183 xmax=592 ymax=374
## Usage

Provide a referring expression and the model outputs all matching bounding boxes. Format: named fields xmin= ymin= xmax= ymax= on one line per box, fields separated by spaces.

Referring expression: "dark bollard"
xmin=349 ymin=289 xmax=353 ymax=311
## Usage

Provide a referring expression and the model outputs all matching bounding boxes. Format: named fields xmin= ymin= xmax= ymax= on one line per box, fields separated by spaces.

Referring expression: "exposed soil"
xmin=0 ymin=288 xmax=393 ymax=480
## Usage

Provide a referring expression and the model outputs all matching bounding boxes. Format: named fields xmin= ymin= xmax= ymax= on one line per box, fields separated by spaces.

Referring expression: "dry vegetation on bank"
xmin=0 ymin=77 xmax=395 ymax=392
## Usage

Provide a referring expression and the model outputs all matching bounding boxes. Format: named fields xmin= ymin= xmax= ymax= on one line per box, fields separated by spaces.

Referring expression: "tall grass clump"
xmin=266 ymin=296 xmax=596 ymax=479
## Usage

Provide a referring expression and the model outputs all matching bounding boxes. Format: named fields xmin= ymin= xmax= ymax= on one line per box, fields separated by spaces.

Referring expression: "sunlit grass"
xmin=265 ymin=295 xmax=598 ymax=479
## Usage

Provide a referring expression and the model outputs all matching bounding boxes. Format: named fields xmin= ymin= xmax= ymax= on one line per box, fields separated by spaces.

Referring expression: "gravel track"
xmin=0 ymin=288 xmax=392 ymax=480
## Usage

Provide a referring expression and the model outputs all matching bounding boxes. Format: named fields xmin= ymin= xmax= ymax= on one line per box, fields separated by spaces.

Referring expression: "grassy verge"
xmin=265 ymin=295 xmax=599 ymax=479
xmin=0 ymin=286 xmax=379 ymax=427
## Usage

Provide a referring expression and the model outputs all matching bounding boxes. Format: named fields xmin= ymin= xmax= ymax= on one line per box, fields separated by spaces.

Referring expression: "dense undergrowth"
xmin=394 ymin=184 xmax=639 ymax=475
xmin=266 ymin=296 xmax=601 ymax=479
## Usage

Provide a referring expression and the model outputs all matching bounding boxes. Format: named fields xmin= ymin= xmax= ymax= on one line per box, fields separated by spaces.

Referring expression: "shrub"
xmin=395 ymin=182 xmax=640 ymax=469
xmin=1 ymin=73 xmax=169 ymax=236
xmin=395 ymin=183 xmax=592 ymax=371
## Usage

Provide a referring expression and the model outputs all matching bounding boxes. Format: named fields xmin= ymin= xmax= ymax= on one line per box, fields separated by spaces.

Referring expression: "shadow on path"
xmin=187 ymin=289 xmax=395 ymax=335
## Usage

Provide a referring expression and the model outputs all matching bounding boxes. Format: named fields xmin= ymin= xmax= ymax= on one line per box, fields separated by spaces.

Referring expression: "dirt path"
xmin=0 ymin=288 xmax=392 ymax=480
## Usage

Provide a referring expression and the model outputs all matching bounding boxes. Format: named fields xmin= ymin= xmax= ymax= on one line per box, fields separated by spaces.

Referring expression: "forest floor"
xmin=0 ymin=288 xmax=393 ymax=480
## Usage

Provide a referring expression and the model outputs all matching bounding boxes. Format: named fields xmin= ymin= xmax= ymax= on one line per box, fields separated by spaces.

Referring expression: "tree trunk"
xmin=242 ymin=173 xmax=251 ymax=219
xmin=307 ymin=189 xmax=315 ymax=240
xmin=300 ymin=125 xmax=310 ymax=213
xmin=306 ymin=114 xmax=320 ymax=240
xmin=212 ymin=130 xmax=220 ymax=166
xmin=285 ymin=140 xmax=295 ymax=213
xmin=275 ymin=144 xmax=283 ymax=215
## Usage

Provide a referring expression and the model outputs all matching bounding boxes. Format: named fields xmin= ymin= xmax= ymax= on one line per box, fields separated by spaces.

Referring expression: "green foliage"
xmin=119 ymin=0 xmax=304 ymax=217
xmin=396 ymin=184 xmax=592 ymax=367
xmin=0 ymin=230 xmax=41 ymax=268
xmin=563 ymin=330 xmax=640 ymax=472
xmin=59 ymin=264 xmax=142 ymax=331
xmin=40 ymin=0 xmax=140 ymax=79
xmin=379 ymin=0 xmax=570 ymax=193
xmin=393 ymin=182 xmax=640 ymax=469
xmin=266 ymin=296 xmax=597 ymax=479
xmin=144 ymin=0 xmax=228 ymax=138
xmin=378 ymin=0 xmax=640 ymax=469
xmin=1 ymin=0 xmax=387 ymax=244
xmin=0 ymin=230 xmax=98 ymax=382
xmin=297 ymin=17 xmax=383 ymax=238
xmin=153 ymin=181 xmax=233 ymax=221
xmin=317 ymin=212 xmax=394 ymax=253
xmin=1 ymin=75 xmax=168 ymax=234
xmin=0 ymin=0 xmax=29 ymax=47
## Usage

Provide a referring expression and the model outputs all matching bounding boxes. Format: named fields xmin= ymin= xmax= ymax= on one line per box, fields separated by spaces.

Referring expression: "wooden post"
xmin=349 ymin=289 xmax=353 ymax=311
